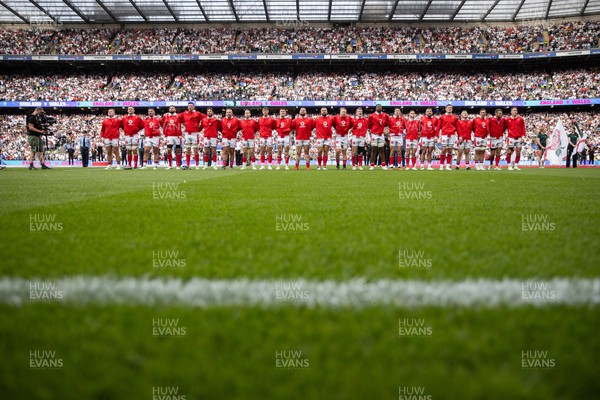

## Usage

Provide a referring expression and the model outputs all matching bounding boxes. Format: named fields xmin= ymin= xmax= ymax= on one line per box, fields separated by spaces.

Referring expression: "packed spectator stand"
xmin=0 ymin=21 xmax=598 ymax=56
xmin=1 ymin=68 xmax=598 ymax=102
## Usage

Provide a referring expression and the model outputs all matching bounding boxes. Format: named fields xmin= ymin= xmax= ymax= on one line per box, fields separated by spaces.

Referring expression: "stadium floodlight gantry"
xmin=0 ymin=0 xmax=598 ymax=24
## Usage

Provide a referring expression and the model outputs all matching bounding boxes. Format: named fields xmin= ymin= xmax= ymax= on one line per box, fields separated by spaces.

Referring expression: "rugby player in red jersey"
xmin=100 ymin=108 xmax=123 ymax=170
xmin=200 ymin=108 xmax=221 ymax=170
xmin=292 ymin=107 xmax=313 ymax=170
xmin=350 ymin=108 xmax=369 ymax=170
xmin=141 ymin=108 xmax=162 ymax=170
xmin=239 ymin=109 xmax=258 ymax=170
xmin=505 ymin=107 xmax=526 ymax=171
xmin=488 ymin=108 xmax=507 ymax=171
xmin=387 ymin=108 xmax=405 ymax=170
xmin=258 ymin=107 xmax=276 ymax=170
xmin=456 ymin=110 xmax=474 ymax=170
xmin=180 ymin=102 xmax=205 ymax=170
xmin=368 ymin=104 xmax=389 ymax=170
xmin=438 ymin=104 xmax=459 ymax=171
xmin=122 ymin=107 xmax=144 ymax=169
xmin=333 ymin=107 xmax=353 ymax=170
xmin=473 ymin=108 xmax=490 ymax=170
xmin=314 ymin=107 xmax=335 ymax=170
xmin=404 ymin=110 xmax=420 ymax=170
xmin=275 ymin=109 xmax=293 ymax=170
xmin=420 ymin=108 xmax=439 ymax=170
xmin=162 ymin=106 xmax=183 ymax=170
xmin=221 ymin=108 xmax=240 ymax=170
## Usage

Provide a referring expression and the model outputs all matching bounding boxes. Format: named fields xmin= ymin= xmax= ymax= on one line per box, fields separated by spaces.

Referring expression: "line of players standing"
xmin=100 ymin=102 xmax=526 ymax=171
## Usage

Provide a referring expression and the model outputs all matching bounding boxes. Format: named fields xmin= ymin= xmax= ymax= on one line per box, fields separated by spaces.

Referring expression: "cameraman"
xmin=26 ymin=107 xmax=51 ymax=170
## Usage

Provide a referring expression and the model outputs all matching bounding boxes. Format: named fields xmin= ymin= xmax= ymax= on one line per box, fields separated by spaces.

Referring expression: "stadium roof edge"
xmin=0 ymin=0 xmax=598 ymax=25
xmin=0 ymin=14 xmax=598 ymax=29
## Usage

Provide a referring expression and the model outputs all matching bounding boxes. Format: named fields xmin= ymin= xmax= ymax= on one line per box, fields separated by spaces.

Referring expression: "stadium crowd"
xmin=114 ymin=28 xmax=177 ymax=55
xmin=172 ymin=72 xmax=296 ymax=101
xmin=0 ymin=21 xmax=597 ymax=55
xmin=48 ymin=28 xmax=115 ymax=55
xmin=1 ymin=68 xmax=597 ymax=102
xmin=0 ymin=72 xmax=107 ymax=101
xmin=1 ymin=111 xmax=598 ymax=165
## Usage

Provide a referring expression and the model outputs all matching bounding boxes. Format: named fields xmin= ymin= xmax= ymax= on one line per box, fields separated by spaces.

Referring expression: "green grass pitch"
xmin=0 ymin=167 xmax=599 ymax=399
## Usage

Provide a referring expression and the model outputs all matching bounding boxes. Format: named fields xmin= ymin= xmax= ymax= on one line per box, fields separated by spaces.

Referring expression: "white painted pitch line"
xmin=0 ymin=277 xmax=598 ymax=308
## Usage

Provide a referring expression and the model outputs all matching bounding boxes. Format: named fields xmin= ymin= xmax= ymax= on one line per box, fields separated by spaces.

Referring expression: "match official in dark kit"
xmin=66 ymin=136 xmax=76 ymax=166
xmin=138 ymin=133 xmax=145 ymax=168
xmin=79 ymin=132 xmax=91 ymax=167
xmin=566 ymin=123 xmax=580 ymax=168
xmin=120 ymin=144 xmax=127 ymax=166
xmin=26 ymin=107 xmax=51 ymax=170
